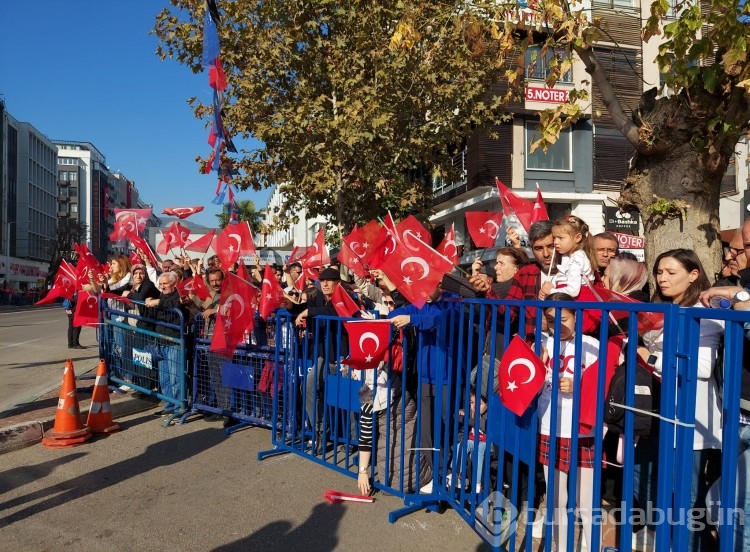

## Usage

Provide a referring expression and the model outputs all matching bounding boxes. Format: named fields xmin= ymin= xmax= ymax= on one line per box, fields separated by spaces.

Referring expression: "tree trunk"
xmin=619 ymin=124 xmax=725 ymax=283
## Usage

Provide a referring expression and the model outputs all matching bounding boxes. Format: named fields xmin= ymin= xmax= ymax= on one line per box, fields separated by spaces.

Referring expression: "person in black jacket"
xmin=145 ymin=271 xmax=188 ymax=415
xmin=122 ymin=264 xmax=160 ymax=391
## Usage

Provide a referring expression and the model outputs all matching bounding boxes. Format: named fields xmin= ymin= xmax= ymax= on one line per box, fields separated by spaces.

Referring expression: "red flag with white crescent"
xmin=35 ymin=260 xmax=77 ymax=305
xmin=215 ymin=222 xmax=256 ymax=269
xmin=498 ymin=335 xmax=546 ymax=416
xmin=129 ymin=233 xmax=160 ymax=268
xmin=210 ymin=272 xmax=258 ymax=356
xmin=73 ymin=291 xmax=100 ymax=328
xmin=378 ymin=240 xmax=445 ymax=308
xmin=114 ymin=208 xmax=151 ymax=232
xmin=338 ymin=239 xmax=369 ymax=279
xmin=436 ymin=223 xmax=459 ymax=266
xmin=342 ymin=319 xmax=392 ymax=369
xmin=177 ymin=276 xmax=211 ymax=302
xmin=301 ymin=228 xmax=330 ymax=269
xmin=162 ymin=206 xmax=204 ymax=219
xmin=259 ymin=263 xmax=285 ymax=319
xmin=465 ymin=212 xmax=503 ymax=248
xmin=109 ymin=211 xmax=139 ymax=243
xmin=495 ymin=178 xmax=534 ymax=234
xmin=531 ymin=185 xmax=549 ymax=224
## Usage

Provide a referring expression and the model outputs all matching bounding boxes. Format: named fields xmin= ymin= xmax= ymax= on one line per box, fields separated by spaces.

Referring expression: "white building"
xmin=262 ymin=184 xmax=328 ymax=250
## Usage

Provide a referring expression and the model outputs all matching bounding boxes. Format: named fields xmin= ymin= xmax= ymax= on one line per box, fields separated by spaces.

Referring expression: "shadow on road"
xmin=0 ymin=452 xmax=87 ymax=495
xmin=0 ymin=426 xmax=226 ymax=528
xmin=212 ymin=502 xmax=345 ymax=552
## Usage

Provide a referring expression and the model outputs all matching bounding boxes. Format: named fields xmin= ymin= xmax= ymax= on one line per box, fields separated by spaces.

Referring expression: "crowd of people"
xmin=84 ymin=213 xmax=750 ymax=552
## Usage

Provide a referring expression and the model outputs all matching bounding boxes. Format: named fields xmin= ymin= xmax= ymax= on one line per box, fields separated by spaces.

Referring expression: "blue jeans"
xmin=453 ymin=437 xmax=487 ymax=488
xmin=689 ymin=448 xmax=721 ymax=552
xmin=157 ymin=345 xmax=181 ymax=411
xmin=631 ymin=436 xmax=659 ymax=530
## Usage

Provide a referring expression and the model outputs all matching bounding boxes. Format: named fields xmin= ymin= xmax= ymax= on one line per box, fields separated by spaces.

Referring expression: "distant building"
xmin=262 ymin=184 xmax=328 ymax=250
xmin=0 ymin=101 xmax=57 ymax=289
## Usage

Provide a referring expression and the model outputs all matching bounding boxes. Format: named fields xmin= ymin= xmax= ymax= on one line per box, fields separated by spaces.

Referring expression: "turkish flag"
xmin=338 ymin=239 xmax=369 ymax=279
xmin=115 ymin=208 xmax=151 ymax=232
xmin=73 ymin=291 xmax=100 ymax=327
xmin=349 ymin=220 xmax=388 ymax=267
xmin=466 ymin=211 xmax=503 ymax=248
xmin=302 ymin=228 xmax=331 ymax=269
xmin=162 ymin=206 xmax=204 ymax=219
xmin=178 ymin=275 xmax=212 ymax=302
xmin=259 ymin=263 xmax=285 ymax=319
xmin=73 ymin=243 xmax=105 ymax=287
xmin=287 ymin=245 xmax=309 ymax=264
xmin=184 ymin=230 xmax=216 ymax=253
xmin=210 ymin=272 xmax=258 ymax=356
xmin=378 ymin=241 xmax=445 ymax=308
xmin=294 ymin=274 xmax=306 ymax=292
xmin=331 ymin=284 xmax=360 ymax=318
xmin=498 ymin=335 xmax=546 ymax=416
xmin=215 ymin=222 xmax=256 ymax=269
xmin=395 ymin=215 xmax=431 ymax=251
xmin=36 ymin=260 xmax=77 ymax=305
xmin=531 ymin=185 xmax=549 ymax=224
xmin=109 ymin=212 xmax=139 ymax=243
xmin=157 ymin=222 xmax=190 ymax=255
xmin=343 ymin=320 xmax=392 ymax=369
xmin=496 ymin=178 xmax=535 ymax=234
xmin=128 ymin=233 xmax=160 ymax=268
xmin=436 ymin=223 xmax=459 ymax=266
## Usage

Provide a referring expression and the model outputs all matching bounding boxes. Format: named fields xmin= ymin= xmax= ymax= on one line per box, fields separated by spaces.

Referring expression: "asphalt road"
xmin=0 ymin=410 xmax=488 ymax=552
xmin=0 ymin=307 xmax=100 ymax=416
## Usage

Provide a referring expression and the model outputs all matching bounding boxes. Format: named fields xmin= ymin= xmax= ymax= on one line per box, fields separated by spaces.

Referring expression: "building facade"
xmin=0 ymin=102 xmax=57 ymax=289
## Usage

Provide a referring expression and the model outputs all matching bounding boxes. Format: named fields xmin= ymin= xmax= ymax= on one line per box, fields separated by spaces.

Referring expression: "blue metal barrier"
xmin=257 ymin=295 xmax=750 ymax=552
xmin=100 ymin=300 xmax=189 ymax=427
xmin=190 ymin=312 xmax=292 ymax=434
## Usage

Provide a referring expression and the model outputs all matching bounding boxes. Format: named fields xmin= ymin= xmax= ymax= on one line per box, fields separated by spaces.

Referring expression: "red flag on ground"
xmin=35 ymin=261 xmax=77 ymax=305
xmin=466 ymin=212 xmax=503 ymax=248
xmin=215 ymin=222 xmax=256 ymax=269
xmin=210 ymin=272 xmax=258 ymax=356
xmin=115 ymin=208 xmax=151 ymax=233
xmin=531 ymin=185 xmax=549 ymax=224
xmin=162 ymin=206 xmax=204 ymax=219
xmin=496 ymin=178 xmax=535 ymax=234
xmin=184 ymin=230 xmax=216 ymax=254
xmin=331 ymin=284 xmax=361 ymax=318
xmin=338 ymin=239 xmax=369 ymax=279
xmin=498 ymin=335 xmax=546 ymax=416
xmin=259 ymin=263 xmax=285 ymax=320
xmin=302 ymin=228 xmax=331 ymax=269
xmin=436 ymin=223 xmax=459 ymax=266
xmin=343 ymin=320 xmax=392 ymax=369
xmin=109 ymin=211 xmax=139 ymax=243
xmin=73 ymin=291 xmax=100 ymax=327
xmin=379 ymin=241 xmax=445 ymax=308
xmin=178 ymin=276 xmax=212 ymax=302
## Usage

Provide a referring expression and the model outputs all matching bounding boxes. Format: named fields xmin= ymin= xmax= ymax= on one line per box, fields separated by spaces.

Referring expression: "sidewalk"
xmin=0 ymin=377 xmax=159 ymax=454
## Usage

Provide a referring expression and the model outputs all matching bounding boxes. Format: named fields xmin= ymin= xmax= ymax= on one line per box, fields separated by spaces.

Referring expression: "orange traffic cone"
xmin=42 ymin=359 xmax=92 ymax=448
xmin=85 ymin=359 xmax=120 ymax=434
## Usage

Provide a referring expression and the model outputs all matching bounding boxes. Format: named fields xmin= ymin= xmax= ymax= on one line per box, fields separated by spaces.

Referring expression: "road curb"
xmin=0 ymin=396 xmax=159 ymax=454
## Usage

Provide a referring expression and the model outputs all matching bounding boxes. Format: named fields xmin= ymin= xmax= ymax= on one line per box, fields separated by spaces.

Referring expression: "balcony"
xmin=58 ymin=195 xmax=69 ymax=202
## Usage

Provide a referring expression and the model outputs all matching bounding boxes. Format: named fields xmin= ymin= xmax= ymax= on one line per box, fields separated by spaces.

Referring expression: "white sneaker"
xmin=445 ymin=474 xmax=453 ymax=488
xmin=632 ymin=528 xmax=656 ymax=552
xmin=118 ymin=384 xmax=131 ymax=391
xmin=420 ymin=480 xmax=433 ymax=493
xmin=532 ymin=512 xmax=545 ymax=539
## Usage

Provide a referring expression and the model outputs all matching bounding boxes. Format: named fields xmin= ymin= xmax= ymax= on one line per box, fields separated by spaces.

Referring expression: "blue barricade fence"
xmin=100 ymin=299 xmax=189 ymax=426
xmin=96 ymin=290 xmax=750 ymax=551
xmin=189 ymin=312 xmax=292 ymax=433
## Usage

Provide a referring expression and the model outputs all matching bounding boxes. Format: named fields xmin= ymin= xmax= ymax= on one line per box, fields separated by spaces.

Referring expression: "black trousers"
xmin=67 ymin=312 xmax=81 ymax=346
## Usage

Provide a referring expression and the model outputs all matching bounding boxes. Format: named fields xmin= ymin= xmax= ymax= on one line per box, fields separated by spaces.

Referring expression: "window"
xmin=58 ymin=170 xmax=67 ymax=181
xmin=69 ymin=171 xmax=77 ymax=182
xmin=69 ymin=187 xmax=78 ymax=197
xmin=71 ymin=203 xmax=78 ymax=215
xmin=525 ymin=121 xmax=572 ymax=171
xmin=525 ymin=46 xmax=572 ymax=83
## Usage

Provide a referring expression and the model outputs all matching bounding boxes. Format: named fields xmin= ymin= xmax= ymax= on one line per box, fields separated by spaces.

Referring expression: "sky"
xmin=0 ymin=0 xmax=270 ymax=229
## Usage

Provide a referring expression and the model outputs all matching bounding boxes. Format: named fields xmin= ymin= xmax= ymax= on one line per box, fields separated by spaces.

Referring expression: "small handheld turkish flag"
xmin=465 ymin=212 xmax=503 ymax=248
xmin=259 ymin=263 xmax=285 ymax=320
xmin=343 ymin=320 xmax=391 ymax=369
xmin=73 ymin=291 xmax=100 ymax=328
xmin=498 ymin=335 xmax=546 ymax=416
xmin=178 ymin=275 xmax=212 ymax=302
xmin=331 ymin=284 xmax=360 ymax=318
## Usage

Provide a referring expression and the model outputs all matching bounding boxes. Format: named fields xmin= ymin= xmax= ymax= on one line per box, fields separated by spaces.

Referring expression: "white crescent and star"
xmin=507 ymin=358 xmax=537 ymax=390
xmin=442 ymin=238 xmax=458 ymax=258
xmin=400 ymin=256 xmax=430 ymax=280
xmin=481 ymin=220 xmax=500 ymax=240
xmin=350 ymin=241 xmax=366 ymax=257
xmin=222 ymin=293 xmax=245 ymax=319
xmin=228 ymin=233 xmax=242 ymax=254
xmin=359 ymin=332 xmax=381 ymax=362
xmin=401 ymin=230 xmax=422 ymax=252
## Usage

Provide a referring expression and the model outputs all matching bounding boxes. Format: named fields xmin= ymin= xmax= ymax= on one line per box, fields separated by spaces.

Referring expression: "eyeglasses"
xmin=384 ymin=300 xmax=395 ymax=306
xmin=728 ymin=246 xmax=744 ymax=257
xmin=595 ymin=248 xmax=618 ymax=254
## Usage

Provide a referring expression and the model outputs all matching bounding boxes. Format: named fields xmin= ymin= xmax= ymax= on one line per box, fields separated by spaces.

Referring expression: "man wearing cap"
xmin=295 ymin=266 xmax=352 ymax=454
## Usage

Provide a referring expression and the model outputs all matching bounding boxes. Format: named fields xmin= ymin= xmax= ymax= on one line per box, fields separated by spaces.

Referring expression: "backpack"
xmin=603 ymin=360 xmax=660 ymax=437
